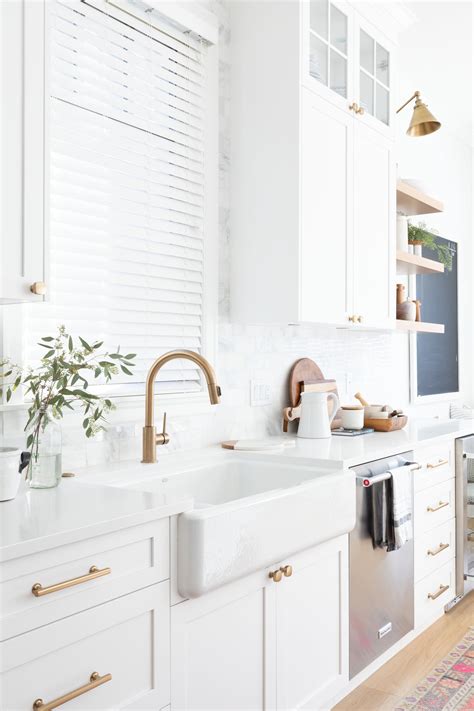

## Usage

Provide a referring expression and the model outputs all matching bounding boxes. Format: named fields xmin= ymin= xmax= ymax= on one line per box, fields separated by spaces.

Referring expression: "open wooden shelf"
xmin=396 ymin=180 xmax=444 ymax=216
xmin=396 ymin=319 xmax=445 ymax=334
xmin=396 ymin=250 xmax=444 ymax=276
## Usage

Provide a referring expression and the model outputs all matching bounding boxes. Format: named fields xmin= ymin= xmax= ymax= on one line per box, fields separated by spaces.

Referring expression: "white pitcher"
xmin=297 ymin=391 xmax=340 ymax=439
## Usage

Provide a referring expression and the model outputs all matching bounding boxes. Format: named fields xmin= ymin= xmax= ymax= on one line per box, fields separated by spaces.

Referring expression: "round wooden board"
xmin=288 ymin=358 xmax=324 ymax=407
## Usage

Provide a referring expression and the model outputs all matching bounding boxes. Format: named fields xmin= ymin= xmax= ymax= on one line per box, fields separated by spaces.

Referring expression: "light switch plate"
xmin=250 ymin=380 xmax=272 ymax=407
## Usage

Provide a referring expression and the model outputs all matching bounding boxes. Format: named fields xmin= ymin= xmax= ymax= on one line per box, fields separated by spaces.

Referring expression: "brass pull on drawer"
xmin=426 ymin=500 xmax=449 ymax=513
xmin=32 ymin=565 xmax=111 ymax=597
xmin=426 ymin=458 xmax=449 ymax=469
xmin=33 ymin=671 xmax=112 ymax=710
xmin=427 ymin=583 xmax=449 ymax=600
xmin=427 ymin=542 xmax=450 ymax=556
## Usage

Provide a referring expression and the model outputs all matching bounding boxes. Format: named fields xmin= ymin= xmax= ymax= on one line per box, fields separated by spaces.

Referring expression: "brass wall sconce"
xmin=396 ymin=90 xmax=441 ymax=137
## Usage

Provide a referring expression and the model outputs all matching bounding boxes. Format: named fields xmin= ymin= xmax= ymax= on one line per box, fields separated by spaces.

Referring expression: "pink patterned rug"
xmin=395 ymin=628 xmax=474 ymax=710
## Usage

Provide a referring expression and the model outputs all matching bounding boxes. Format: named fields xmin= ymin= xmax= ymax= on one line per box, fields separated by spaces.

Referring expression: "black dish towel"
xmin=369 ymin=479 xmax=395 ymax=552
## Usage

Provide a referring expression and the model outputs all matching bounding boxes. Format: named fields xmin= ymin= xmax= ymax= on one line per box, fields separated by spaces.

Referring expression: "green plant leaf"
xmin=79 ymin=337 xmax=93 ymax=353
xmin=121 ymin=365 xmax=133 ymax=375
xmin=41 ymin=336 xmax=54 ymax=342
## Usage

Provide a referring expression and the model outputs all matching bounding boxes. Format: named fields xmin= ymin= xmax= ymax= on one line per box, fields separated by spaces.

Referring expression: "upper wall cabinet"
xmin=302 ymin=1 xmax=395 ymax=137
xmin=0 ymin=1 xmax=46 ymax=304
xmin=230 ymin=0 xmax=397 ymax=327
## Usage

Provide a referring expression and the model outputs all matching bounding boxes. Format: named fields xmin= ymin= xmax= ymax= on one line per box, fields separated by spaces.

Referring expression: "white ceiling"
xmin=397 ymin=1 xmax=473 ymax=147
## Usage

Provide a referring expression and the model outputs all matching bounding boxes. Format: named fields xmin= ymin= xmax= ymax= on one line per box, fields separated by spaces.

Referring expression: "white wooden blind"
xmin=25 ymin=0 xmax=208 ymax=392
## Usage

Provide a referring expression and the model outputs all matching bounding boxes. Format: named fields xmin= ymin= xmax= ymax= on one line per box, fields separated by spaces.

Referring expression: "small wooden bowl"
xmin=364 ymin=415 xmax=408 ymax=432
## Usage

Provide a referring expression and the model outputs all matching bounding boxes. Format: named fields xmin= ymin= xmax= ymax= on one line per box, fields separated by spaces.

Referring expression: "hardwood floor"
xmin=334 ymin=592 xmax=474 ymax=710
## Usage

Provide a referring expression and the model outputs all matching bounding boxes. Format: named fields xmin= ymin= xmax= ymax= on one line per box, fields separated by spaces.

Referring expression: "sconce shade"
xmin=397 ymin=91 xmax=441 ymax=137
xmin=407 ymin=100 xmax=441 ymax=137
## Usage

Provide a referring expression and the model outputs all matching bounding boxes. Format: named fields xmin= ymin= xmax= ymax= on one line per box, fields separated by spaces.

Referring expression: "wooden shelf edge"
xmin=396 ymin=180 xmax=444 ymax=216
xmin=396 ymin=250 xmax=444 ymax=276
xmin=396 ymin=319 xmax=445 ymax=334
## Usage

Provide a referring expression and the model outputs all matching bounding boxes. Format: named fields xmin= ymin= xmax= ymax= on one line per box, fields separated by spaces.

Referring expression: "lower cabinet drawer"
xmin=0 ymin=583 xmax=170 ymax=711
xmin=414 ymin=478 xmax=455 ymax=535
xmin=0 ymin=519 xmax=169 ymax=640
xmin=414 ymin=442 xmax=454 ymax=493
xmin=415 ymin=559 xmax=456 ymax=629
xmin=415 ymin=518 xmax=455 ymax=582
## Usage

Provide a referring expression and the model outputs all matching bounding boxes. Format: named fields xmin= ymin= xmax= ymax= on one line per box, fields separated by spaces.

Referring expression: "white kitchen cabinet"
xmin=171 ymin=568 xmax=277 ymax=710
xmin=275 ymin=537 xmax=349 ymax=710
xmin=354 ymin=13 xmax=395 ymax=137
xmin=0 ymin=0 xmax=46 ymax=304
xmin=171 ymin=535 xmax=348 ymax=711
xmin=1 ymin=583 xmax=170 ymax=710
xmin=231 ymin=0 xmax=399 ymax=328
xmin=300 ymin=91 xmax=353 ymax=325
xmin=352 ymin=121 xmax=396 ymax=327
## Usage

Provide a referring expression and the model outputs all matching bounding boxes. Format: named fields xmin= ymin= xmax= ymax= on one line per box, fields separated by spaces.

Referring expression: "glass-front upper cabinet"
xmin=356 ymin=19 xmax=393 ymax=131
xmin=303 ymin=3 xmax=395 ymax=135
xmin=307 ymin=0 xmax=352 ymax=106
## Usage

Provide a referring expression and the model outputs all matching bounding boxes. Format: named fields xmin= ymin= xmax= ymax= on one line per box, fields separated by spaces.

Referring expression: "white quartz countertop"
xmin=2 ymin=418 xmax=472 ymax=562
xmin=0 ymin=477 xmax=193 ymax=562
xmin=267 ymin=418 xmax=474 ymax=468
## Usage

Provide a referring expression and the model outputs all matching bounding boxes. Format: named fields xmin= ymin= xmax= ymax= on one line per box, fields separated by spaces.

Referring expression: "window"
xmin=24 ymin=0 xmax=217 ymax=396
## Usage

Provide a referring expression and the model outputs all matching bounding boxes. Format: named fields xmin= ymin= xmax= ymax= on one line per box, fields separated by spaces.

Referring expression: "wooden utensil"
xmin=354 ymin=392 xmax=370 ymax=407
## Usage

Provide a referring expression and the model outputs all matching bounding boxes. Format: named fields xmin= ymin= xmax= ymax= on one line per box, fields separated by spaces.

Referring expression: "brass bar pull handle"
xmin=33 ymin=672 xmax=112 ymax=710
xmin=32 ymin=566 xmax=111 ymax=597
xmin=427 ymin=542 xmax=450 ymax=556
xmin=427 ymin=500 xmax=449 ymax=513
xmin=427 ymin=458 xmax=449 ymax=469
xmin=427 ymin=583 xmax=449 ymax=600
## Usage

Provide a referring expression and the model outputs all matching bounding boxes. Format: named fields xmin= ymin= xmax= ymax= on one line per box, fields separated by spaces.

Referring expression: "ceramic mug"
xmin=0 ymin=448 xmax=30 ymax=501
xmin=341 ymin=406 xmax=364 ymax=430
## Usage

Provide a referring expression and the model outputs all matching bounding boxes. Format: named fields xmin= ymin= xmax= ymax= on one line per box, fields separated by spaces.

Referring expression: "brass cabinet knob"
xmin=280 ymin=564 xmax=293 ymax=578
xmin=30 ymin=281 xmax=47 ymax=296
xmin=269 ymin=568 xmax=283 ymax=583
xmin=357 ymin=315 xmax=363 ymax=323
xmin=349 ymin=102 xmax=364 ymax=116
xmin=348 ymin=315 xmax=356 ymax=323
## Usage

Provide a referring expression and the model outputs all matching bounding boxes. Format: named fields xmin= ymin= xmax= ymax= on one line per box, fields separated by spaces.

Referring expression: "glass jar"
xmin=27 ymin=420 xmax=62 ymax=489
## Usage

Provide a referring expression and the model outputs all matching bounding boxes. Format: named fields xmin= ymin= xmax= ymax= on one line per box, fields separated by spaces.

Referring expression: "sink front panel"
xmin=177 ymin=469 xmax=355 ymax=598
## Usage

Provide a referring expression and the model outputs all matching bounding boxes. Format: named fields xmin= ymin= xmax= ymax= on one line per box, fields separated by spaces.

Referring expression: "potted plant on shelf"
xmin=407 ymin=221 xmax=453 ymax=270
xmin=0 ymin=326 xmax=136 ymax=490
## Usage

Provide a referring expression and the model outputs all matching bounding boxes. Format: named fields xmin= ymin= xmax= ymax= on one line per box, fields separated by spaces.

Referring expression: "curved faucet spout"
xmin=142 ymin=349 xmax=221 ymax=463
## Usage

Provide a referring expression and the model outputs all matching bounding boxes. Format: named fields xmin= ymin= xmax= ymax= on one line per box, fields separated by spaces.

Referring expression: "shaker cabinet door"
xmin=352 ymin=121 xmax=395 ymax=328
xmin=300 ymin=88 xmax=353 ymax=325
xmin=0 ymin=0 xmax=46 ymax=304
xmin=275 ymin=536 xmax=349 ymax=710
xmin=171 ymin=571 xmax=277 ymax=711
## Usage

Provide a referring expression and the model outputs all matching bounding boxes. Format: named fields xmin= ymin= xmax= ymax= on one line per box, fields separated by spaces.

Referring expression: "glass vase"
xmin=27 ymin=421 xmax=62 ymax=489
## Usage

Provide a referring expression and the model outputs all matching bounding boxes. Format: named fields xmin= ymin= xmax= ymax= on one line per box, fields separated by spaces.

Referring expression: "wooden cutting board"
xmin=284 ymin=358 xmax=342 ymax=431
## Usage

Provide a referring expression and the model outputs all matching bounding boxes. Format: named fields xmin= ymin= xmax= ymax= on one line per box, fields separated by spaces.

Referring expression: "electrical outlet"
xmin=345 ymin=371 xmax=353 ymax=396
xmin=250 ymin=380 xmax=272 ymax=407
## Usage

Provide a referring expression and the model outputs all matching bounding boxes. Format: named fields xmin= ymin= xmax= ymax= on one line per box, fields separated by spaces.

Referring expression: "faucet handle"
xmin=156 ymin=412 xmax=170 ymax=446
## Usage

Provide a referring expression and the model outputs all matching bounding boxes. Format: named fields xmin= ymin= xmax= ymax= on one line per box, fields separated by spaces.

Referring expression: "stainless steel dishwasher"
xmin=455 ymin=436 xmax=474 ymax=601
xmin=349 ymin=452 xmax=416 ymax=679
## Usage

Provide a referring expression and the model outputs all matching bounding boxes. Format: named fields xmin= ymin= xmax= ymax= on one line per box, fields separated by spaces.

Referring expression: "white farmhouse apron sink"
xmin=121 ymin=455 xmax=355 ymax=598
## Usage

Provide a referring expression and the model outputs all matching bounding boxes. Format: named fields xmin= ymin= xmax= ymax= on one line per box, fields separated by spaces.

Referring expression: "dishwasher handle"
xmin=357 ymin=462 xmax=421 ymax=488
